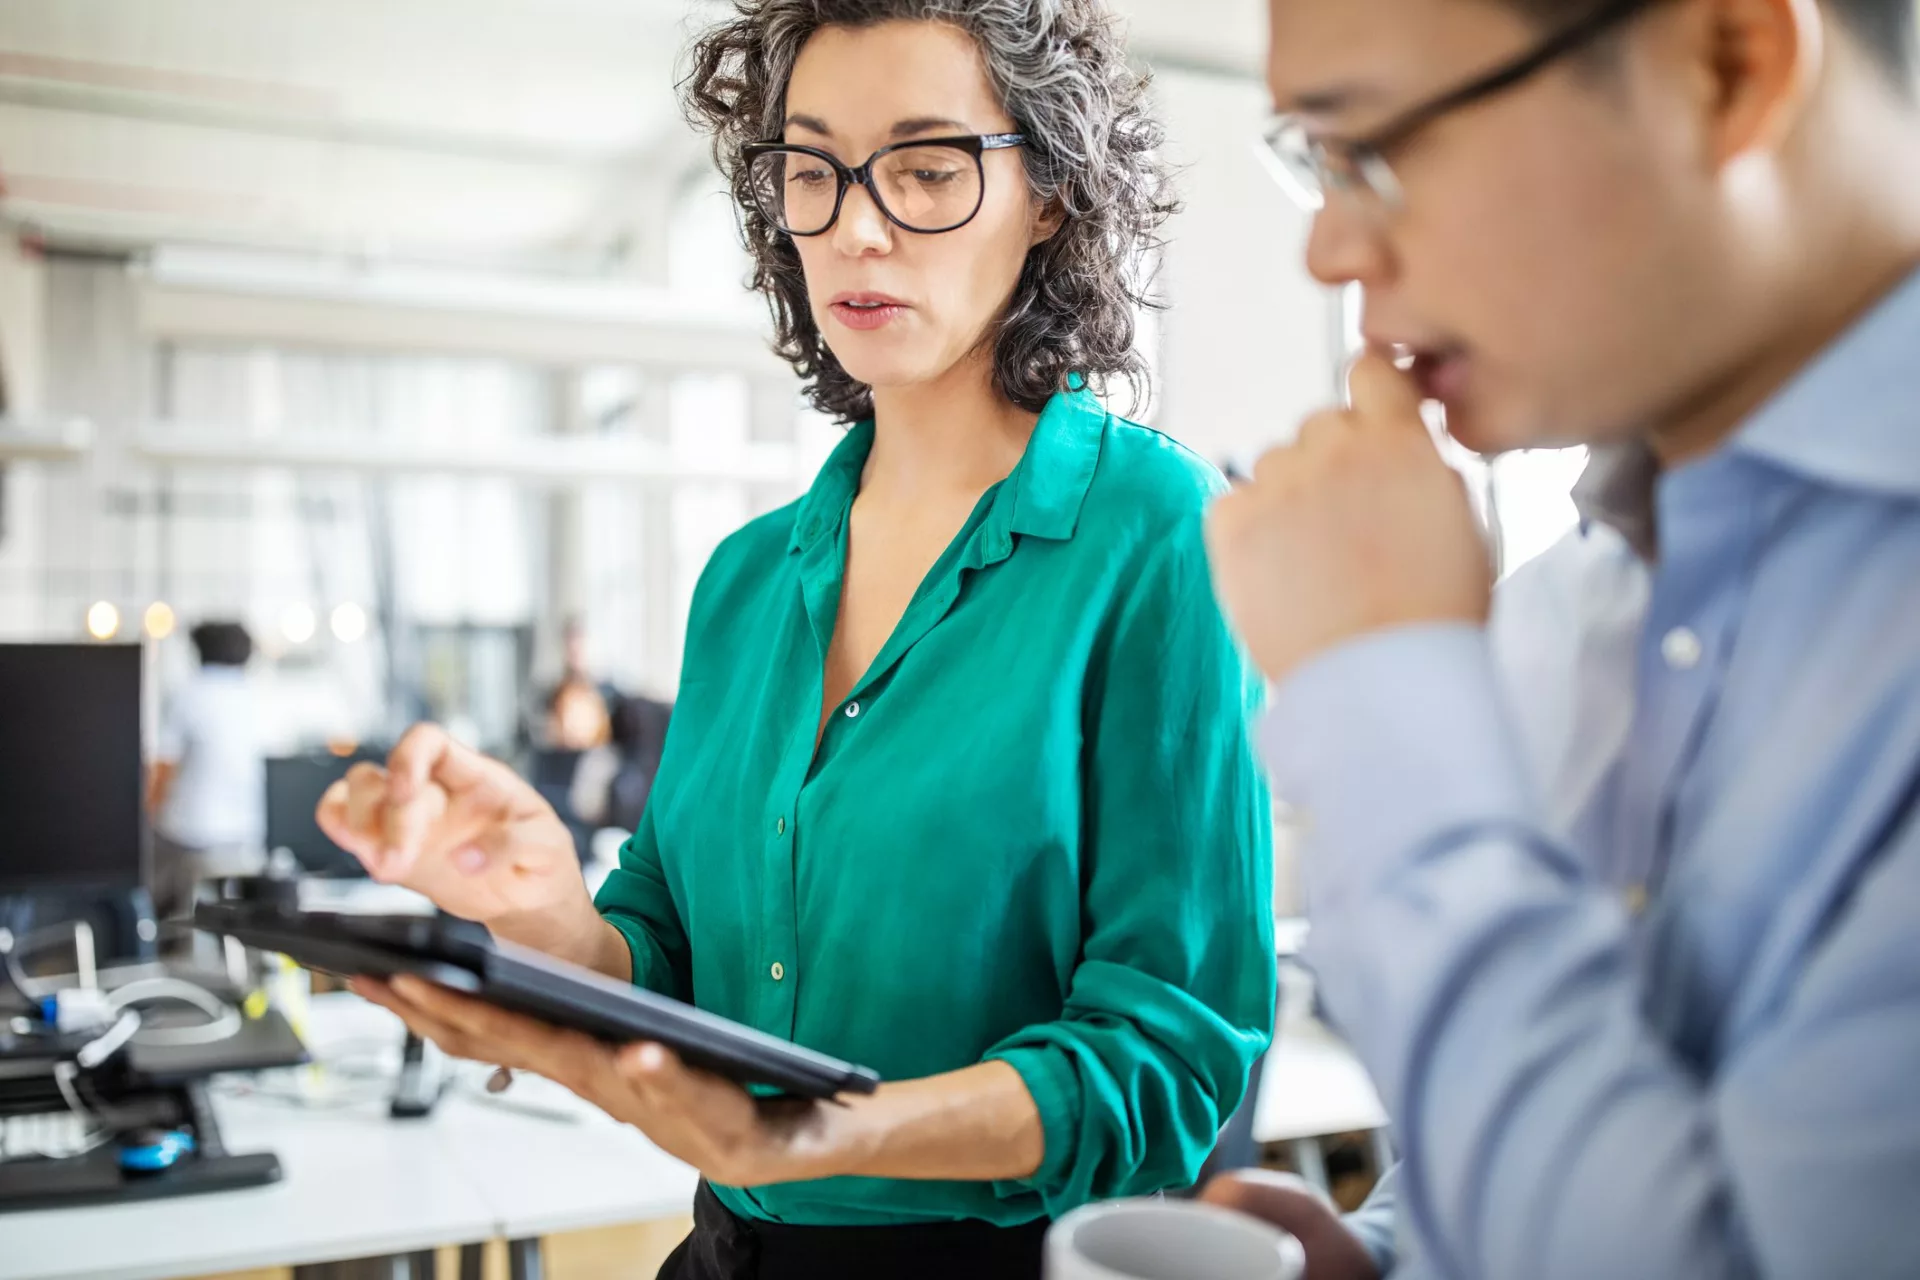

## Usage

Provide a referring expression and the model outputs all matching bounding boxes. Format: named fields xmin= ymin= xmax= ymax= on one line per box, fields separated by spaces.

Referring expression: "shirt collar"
xmin=1729 ymin=262 xmax=1920 ymax=500
xmin=788 ymin=385 xmax=1107 ymax=555
xmin=1571 ymin=262 xmax=1920 ymax=559
xmin=1573 ymin=439 xmax=1661 ymax=561
xmin=994 ymin=384 xmax=1106 ymax=543
xmin=789 ymin=420 xmax=871 ymax=554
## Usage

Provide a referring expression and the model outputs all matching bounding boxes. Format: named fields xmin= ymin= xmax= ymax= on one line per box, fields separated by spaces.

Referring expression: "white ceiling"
xmin=0 ymin=0 xmax=1264 ymax=272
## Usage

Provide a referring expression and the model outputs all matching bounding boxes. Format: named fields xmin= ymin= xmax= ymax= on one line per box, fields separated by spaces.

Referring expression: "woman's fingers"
xmin=349 ymin=978 xmax=483 ymax=1061
xmin=350 ymin=976 xmax=787 ymax=1187
xmin=385 ymin=723 xmax=452 ymax=805
xmin=378 ymin=784 xmax=452 ymax=884
xmin=315 ymin=780 xmax=359 ymax=854
xmin=452 ymin=813 xmax=564 ymax=881
xmin=385 ymin=975 xmax=596 ymax=1084
xmin=616 ymin=1041 xmax=681 ymax=1091
xmin=385 ymin=725 xmax=463 ymax=868
xmin=389 ymin=723 xmax=514 ymax=813
xmin=379 ymin=726 xmax=545 ymax=884
xmin=356 ymin=977 xmax=539 ymax=1071
xmin=316 ymin=764 xmax=390 ymax=874
xmin=615 ymin=1045 xmax=767 ymax=1138
xmin=342 ymin=763 xmax=388 ymax=841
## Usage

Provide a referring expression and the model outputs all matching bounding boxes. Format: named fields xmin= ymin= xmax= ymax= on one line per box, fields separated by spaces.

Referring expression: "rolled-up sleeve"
xmin=985 ymin=519 xmax=1277 ymax=1214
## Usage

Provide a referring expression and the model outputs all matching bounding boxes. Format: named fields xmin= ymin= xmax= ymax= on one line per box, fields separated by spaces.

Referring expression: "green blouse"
xmin=593 ymin=386 xmax=1276 ymax=1227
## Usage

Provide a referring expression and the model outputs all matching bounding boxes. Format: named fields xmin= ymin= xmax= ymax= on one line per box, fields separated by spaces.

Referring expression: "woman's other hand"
xmin=351 ymin=974 xmax=834 ymax=1188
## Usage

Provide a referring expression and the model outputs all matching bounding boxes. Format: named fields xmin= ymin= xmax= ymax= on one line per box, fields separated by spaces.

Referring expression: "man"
xmin=1202 ymin=0 xmax=1920 ymax=1275
xmin=149 ymin=621 xmax=265 ymax=921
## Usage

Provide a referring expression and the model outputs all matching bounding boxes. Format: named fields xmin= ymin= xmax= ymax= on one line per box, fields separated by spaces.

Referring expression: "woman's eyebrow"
xmin=889 ymin=115 xmax=973 ymax=138
xmin=780 ymin=112 xmax=976 ymax=139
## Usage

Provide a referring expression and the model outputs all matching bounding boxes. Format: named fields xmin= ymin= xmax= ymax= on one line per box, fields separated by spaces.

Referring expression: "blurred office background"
xmin=0 ymin=0 xmax=1584 ymax=763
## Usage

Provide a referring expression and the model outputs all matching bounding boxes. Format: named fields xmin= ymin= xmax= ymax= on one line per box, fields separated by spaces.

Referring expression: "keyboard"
xmin=1 ymin=1108 xmax=96 ymax=1162
xmin=0 ymin=1079 xmax=279 ymax=1212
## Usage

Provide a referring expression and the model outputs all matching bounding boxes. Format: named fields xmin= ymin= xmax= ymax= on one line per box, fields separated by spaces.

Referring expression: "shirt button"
xmin=844 ymin=701 xmax=861 ymax=718
xmin=770 ymin=962 xmax=785 ymax=982
xmin=1661 ymin=627 xmax=1703 ymax=671
xmin=775 ymin=816 xmax=785 ymax=836
xmin=1623 ymin=884 xmax=1649 ymax=915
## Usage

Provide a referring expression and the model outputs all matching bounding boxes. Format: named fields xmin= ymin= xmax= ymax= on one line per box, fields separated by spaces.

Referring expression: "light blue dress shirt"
xmin=1261 ymin=265 xmax=1920 ymax=1279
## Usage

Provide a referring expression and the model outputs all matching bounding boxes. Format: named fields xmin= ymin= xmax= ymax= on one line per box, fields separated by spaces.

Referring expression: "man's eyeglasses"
xmin=741 ymin=134 xmax=1028 ymax=237
xmin=1257 ymin=0 xmax=1665 ymax=215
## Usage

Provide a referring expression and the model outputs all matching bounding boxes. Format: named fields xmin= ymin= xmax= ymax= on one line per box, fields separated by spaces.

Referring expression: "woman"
xmin=319 ymin=2 xmax=1276 ymax=1275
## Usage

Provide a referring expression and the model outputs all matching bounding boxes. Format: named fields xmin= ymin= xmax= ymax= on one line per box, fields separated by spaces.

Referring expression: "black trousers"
xmin=657 ymin=1183 xmax=1048 ymax=1280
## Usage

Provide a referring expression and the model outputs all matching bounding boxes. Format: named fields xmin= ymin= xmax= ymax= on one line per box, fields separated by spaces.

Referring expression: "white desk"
xmin=1247 ymin=927 xmax=1395 ymax=1189
xmin=0 ymin=993 xmax=696 ymax=1280
xmin=1251 ymin=972 xmax=1393 ymax=1193
xmin=436 ymin=1073 xmax=697 ymax=1244
xmin=290 ymin=992 xmax=699 ymax=1246
xmin=0 ymin=1085 xmax=496 ymax=1280
xmin=1253 ymin=1016 xmax=1388 ymax=1146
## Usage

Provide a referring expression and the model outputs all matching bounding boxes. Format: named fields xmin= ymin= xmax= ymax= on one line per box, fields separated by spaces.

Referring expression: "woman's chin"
xmin=831 ymin=354 xmax=945 ymax=397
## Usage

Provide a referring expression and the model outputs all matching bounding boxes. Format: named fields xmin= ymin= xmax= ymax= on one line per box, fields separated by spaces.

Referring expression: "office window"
xmin=145 ymin=343 xmax=556 ymax=752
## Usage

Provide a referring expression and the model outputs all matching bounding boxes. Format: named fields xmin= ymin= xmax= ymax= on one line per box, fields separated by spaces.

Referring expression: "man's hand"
xmin=1201 ymin=1170 xmax=1381 ymax=1280
xmin=1206 ymin=353 xmax=1492 ymax=685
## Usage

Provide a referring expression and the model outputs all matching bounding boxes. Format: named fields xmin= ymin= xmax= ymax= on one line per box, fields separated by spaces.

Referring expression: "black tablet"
xmin=192 ymin=901 xmax=881 ymax=1100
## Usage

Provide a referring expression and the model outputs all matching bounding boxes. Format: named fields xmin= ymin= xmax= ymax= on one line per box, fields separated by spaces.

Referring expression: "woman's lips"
xmin=829 ymin=293 xmax=909 ymax=331
xmin=830 ymin=300 xmax=908 ymax=331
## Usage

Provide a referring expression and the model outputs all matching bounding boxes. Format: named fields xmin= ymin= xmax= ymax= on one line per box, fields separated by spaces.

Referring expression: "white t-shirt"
xmin=156 ymin=665 xmax=266 ymax=851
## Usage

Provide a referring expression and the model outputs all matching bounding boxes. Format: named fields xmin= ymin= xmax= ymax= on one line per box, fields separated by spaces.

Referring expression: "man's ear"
xmin=1694 ymin=0 xmax=1825 ymax=164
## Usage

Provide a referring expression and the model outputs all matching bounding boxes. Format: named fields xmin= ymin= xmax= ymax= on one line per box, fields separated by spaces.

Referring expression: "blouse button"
xmin=845 ymin=701 xmax=861 ymax=719
xmin=1661 ymin=627 xmax=1703 ymax=671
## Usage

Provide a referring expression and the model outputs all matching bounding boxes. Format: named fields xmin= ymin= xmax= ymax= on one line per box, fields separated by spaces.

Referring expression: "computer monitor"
xmin=0 ymin=644 xmax=146 ymax=896
xmin=264 ymin=753 xmax=382 ymax=878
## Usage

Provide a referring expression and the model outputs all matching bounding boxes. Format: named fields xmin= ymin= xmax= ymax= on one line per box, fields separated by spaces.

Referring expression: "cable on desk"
xmin=209 ymin=1036 xmax=414 ymax=1111
xmin=0 ymin=925 xmax=45 ymax=1005
xmin=106 ymin=976 xmax=243 ymax=1048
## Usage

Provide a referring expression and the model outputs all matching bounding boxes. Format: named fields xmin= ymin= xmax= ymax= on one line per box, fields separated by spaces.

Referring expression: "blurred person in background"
xmin=317 ymin=2 xmax=1277 ymax=1276
xmin=570 ymin=692 xmax=673 ymax=837
xmin=544 ymin=678 xmax=611 ymax=751
xmin=1202 ymin=0 xmax=1920 ymax=1276
xmin=543 ymin=616 xmax=617 ymax=751
xmin=148 ymin=621 xmax=265 ymax=922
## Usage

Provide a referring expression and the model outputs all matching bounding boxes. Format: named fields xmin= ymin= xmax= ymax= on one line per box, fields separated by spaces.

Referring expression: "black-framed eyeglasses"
xmin=741 ymin=133 xmax=1027 ymax=236
xmin=1257 ymin=0 xmax=1666 ymax=214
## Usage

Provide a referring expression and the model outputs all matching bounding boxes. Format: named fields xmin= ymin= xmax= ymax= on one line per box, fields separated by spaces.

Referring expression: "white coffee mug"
xmin=1046 ymin=1198 xmax=1307 ymax=1280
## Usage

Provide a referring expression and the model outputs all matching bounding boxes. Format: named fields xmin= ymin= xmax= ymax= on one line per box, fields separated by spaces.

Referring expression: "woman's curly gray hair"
xmin=682 ymin=0 xmax=1176 ymax=423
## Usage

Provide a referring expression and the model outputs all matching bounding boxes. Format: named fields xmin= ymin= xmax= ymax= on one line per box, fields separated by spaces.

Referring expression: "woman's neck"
xmin=863 ymin=352 xmax=1040 ymax=503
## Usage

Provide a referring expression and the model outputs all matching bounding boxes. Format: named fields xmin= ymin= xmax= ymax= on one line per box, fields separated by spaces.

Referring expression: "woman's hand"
xmin=351 ymin=974 xmax=837 ymax=1188
xmin=317 ymin=724 xmax=622 ymax=971
xmin=1199 ymin=1171 xmax=1381 ymax=1280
